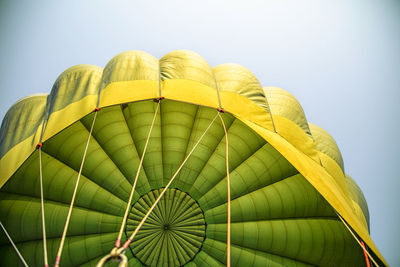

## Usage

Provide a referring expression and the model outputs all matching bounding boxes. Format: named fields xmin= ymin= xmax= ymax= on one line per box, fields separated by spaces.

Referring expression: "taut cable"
xmin=336 ymin=212 xmax=379 ymax=267
xmin=54 ymin=109 xmax=99 ymax=267
xmin=37 ymin=107 xmax=49 ymax=267
xmin=0 ymin=221 xmax=28 ymax=267
xmin=218 ymin=112 xmax=231 ymax=267
xmin=38 ymin=144 xmax=49 ymax=267
xmin=361 ymin=241 xmax=371 ymax=267
xmin=114 ymin=101 xmax=160 ymax=248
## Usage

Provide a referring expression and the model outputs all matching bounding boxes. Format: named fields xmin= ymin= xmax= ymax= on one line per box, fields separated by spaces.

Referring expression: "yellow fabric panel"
xmin=101 ymin=50 xmax=159 ymax=90
xmin=46 ymin=65 xmax=102 ymax=115
xmin=272 ymin=115 xmax=320 ymax=163
xmin=99 ymin=80 xmax=159 ymax=107
xmin=160 ymin=50 xmax=216 ymax=89
xmin=163 ymin=79 xmax=219 ymax=108
xmin=264 ymin=86 xmax=311 ymax=136
xmin=218 ymin=91 xmax=274 ymax=131
xmin=99 ymin=50 xmax=160 ymax=106
xmin=352 ymin=199 xmax=369 ymax=231
xmin=309 ymin=122 xmax=345 ymax=172
xmin=0 ymin=128 xmax=41 ymax=188
xmin=0 ymin=94 xmax=47 ymax=187
xmin=42 ymin=95 xmax=98 ymax=141
xmin=42 ymin=64 xmax=103 ymax=141
xmin=346 ymin=174 xmax=370 ymax=228
xmin=213 ymin=63 xmax=270 ymax=112
xmin=161 ymin=79 xmax=275 ymax=132
xmin=0 ymin=94 xmax=47 ymax=158
xmin=318 ymin=152 xmax=353 ymax=205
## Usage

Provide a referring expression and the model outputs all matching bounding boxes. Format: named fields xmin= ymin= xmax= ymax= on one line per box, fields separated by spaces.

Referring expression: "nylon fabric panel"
xmin=0 ymin=94 xmax=47 ymax=158
xmin=198 ymin=143 xmax=298 ymax=211
xmin=123 ymin=101 xmax=164 ymax=189
xmin=126 ymin=189 xmax=205 ymax=266
xmin=160 ymin=50 xmax=216 ymax=89
xmin=100 ymin=50 xmax=159 ymax=90
xmin=0 ymin=232 xmax=119 ymax=266
xmin=45 ymin=65 xmax=102 ymax=116
xmin=213 ymin=64 xmax=269 ymax=112
xmin=41 ymin=121 xmax=134 ymax=202
xmin=201 ymin=239 xmax=313 ymax=267
xmin=309 ymin=123 xmax=345 ymax=172
xmin=268 ymin=115 xmax=320 ymax=163
xmin=204 ymin=174 xmax=336 ymax=224
xmin=207 ymin=219 xmax=363 ymax=266
xmin=192 ymin=250 xmax=224 ymax=266
xmin=264 ymin=87 xmax=312 ymax=136
xmin=80 ymin=105 xmax=152 ymax=197
xmin=171 ymin=107 xmax=234 ymax=193
xmin=318 ymin=152 xmax=353 ymax=207
xmin=161 ymin=101 xmax=199 ymax=186
xmin=189 ymin=117 xmax=266 ymax=200
xmin=346 ymin=175 xmax=370 ymax=230
xmin=0 ymin=194 xmax=122 ymax=244
xmin=0 ymin=151 xmax=126 ymax=216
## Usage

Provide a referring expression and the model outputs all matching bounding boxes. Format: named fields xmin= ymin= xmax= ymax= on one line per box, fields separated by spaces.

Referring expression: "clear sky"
xmin=0 ymin=0 xmax=399 ymax=265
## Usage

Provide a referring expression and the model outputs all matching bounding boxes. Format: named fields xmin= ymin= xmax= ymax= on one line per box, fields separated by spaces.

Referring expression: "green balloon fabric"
xmin=0 ymin=100 xmax=366 ymax=266
xmin=128 ymin=188 xmax=206 ymax=266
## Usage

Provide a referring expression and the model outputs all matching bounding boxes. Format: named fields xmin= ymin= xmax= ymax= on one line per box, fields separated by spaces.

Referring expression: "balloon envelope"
xmin=0 ymin=50 xmax=385 ymax=266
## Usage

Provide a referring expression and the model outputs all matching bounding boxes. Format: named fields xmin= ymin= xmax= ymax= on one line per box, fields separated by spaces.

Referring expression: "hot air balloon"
xmin=0 ymin=50 xmax=386 ymax=266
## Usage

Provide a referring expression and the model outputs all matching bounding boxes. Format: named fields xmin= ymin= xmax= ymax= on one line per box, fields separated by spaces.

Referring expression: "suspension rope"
xmin=54 ymin=109 xmax=99 ymax=267
xmin=212 ymin=71 xmax=231 ymax=266
xmin=0 ymin=221 xmax=28 ymax=267
xmin=97 ymin=112 xmax=219 ymax=266
xmin=218 ymin=111 xmax=231 ymax=267
xmin=37 ymin=107 xmax=49 ymax=267
xmin=336 ymin=212 xmax=379 ymax=267
xmin=37 ymin=144 xmax=49 ymax=267
xmin=361 ymin=241 xmax=371 ymax=267
xmin=114 ymin=101 xmax=160 ymax=248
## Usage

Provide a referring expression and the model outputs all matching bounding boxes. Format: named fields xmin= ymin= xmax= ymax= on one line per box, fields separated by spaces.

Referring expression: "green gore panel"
xmin=0 ymin=100 xmax=365 ymax=266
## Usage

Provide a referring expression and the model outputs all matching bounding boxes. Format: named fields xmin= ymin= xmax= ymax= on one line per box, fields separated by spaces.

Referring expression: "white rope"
xmin=114 ymin=101 xmax=160 ymax=248
xmin=54 ymin=110 xmax=99 ymax=267
xmin=0 ymin=221 xmax=28 ymax=267
xmin=336 ymin=212 xmax=379 ymax=267
xmin=218 ymin=112 xmax=231 ymax=267
xmin=38 ymin=146 xmax=49 ymax=267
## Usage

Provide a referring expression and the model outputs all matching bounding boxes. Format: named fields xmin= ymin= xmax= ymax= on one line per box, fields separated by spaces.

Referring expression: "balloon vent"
xmin=127 ymin=188 xmax=206 ymax=266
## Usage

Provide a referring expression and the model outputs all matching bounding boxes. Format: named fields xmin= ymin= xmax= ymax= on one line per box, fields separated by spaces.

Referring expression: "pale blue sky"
xmin=0 ymin=0 xmax=399 ymax=265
